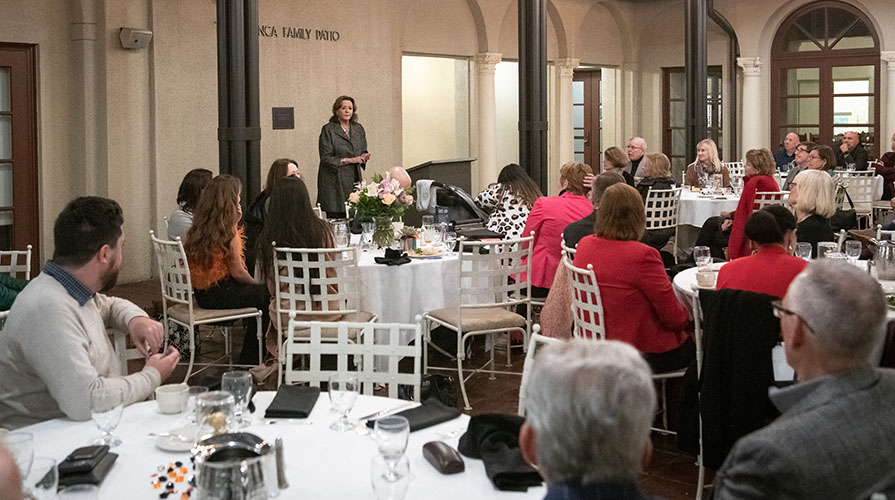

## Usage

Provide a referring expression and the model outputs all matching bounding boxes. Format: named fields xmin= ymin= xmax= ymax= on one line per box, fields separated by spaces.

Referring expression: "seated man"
xmin=780 ymin=141 xmax=813 ymax=191
xmin=835 ymin=130 xmax=869 ymax=170
xmin=714 ymin=260 xmax=895 ymax=499
xmin=519 ymin=339 xmax=660 ymax=500
xmin=773 ymin=132 xmax=800 ymax=170
xmin=0 ymin=197 xmax=179 ymax=429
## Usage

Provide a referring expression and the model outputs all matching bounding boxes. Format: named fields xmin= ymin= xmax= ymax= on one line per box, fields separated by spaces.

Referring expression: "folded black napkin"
xmin=374 ymin=248 xmax=411 ymax=266
xmin=457 ymin=414 xmax=543 ymax=492
xmin=365 ymin=399 xmax=460 ymax=432
xmin=264 ymin=385 xmax=321 ymax=418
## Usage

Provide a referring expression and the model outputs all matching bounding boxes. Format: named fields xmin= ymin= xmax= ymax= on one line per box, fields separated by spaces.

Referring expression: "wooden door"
xmin=572 ymin=70 xmax=601 ymax=167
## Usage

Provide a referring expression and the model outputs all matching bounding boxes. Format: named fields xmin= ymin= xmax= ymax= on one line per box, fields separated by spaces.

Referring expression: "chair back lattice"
xmin=272 ymin=246 xmax=362 ymax=336
xmin=0 ymin=245 xmax=32 ymax=281
xmin=560 ymin=237 xmax=577 ymax=258
xmin=752 ymin=191 xmax=789 ymax=214
xmin=723 ymin=161 xmax=744 ymax=177
xmin=838 ymin=171 xmax=875 ymax=213
xmin=284 ymin=317 xmax=422 ymax=400
xmin=644 ymin=187 xmax=682 ymax=231
xmin=562 ymin=257 xmax=606 ymax=341
xmin=518 ymin=325 xmax=562 ymax=416
xmin=878 ymin=225 xmax=895 ymax=241
xmin=457 ymin=235 xmax=533 ymax=310
xmin=149 ymin=231 xmax=193 ymax=307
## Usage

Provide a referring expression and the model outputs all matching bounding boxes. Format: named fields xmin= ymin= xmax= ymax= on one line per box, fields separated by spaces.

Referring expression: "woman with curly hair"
xmin=185 ymin=174 xmax=269 ymax=365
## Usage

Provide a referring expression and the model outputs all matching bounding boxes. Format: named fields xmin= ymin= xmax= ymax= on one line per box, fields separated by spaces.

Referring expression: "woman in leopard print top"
xmin=474 ymin=164 xmax=542 ymax=239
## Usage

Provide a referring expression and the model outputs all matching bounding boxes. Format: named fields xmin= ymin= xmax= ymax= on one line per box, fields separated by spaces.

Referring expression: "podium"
xmin=404 ymin=158 xmax=476 ymax=227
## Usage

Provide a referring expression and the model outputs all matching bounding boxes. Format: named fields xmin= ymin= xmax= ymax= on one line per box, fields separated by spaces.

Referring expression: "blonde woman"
xmin=789 ymin=169 xmax=836 ymax=258
xmin=602 ymin=147 xmax=635 ymax=186
xmin=685 ymin=138 xmax=730 ymax=188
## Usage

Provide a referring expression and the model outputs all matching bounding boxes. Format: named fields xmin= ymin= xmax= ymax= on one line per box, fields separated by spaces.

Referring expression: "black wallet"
xmin=58 ymin=445 xmax=118 ymax=486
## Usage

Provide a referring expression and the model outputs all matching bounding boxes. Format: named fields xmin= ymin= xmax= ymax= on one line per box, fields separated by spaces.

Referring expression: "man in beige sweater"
xmin=0 ymin=197 xmax=179 ymax=429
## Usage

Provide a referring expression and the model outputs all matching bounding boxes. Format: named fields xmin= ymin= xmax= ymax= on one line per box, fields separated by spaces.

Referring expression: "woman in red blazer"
xmin=717 ymin=205 xmax=807 ymax=298
xmin=573 ymin=184 xmax=692 ymax=373
xmin=521 ymin=162 xmax=594 ymax=297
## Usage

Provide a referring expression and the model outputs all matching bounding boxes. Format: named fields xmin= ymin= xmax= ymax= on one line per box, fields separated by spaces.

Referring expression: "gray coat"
xmin=317 ymin=121 xmax=367 ymax=213
xmin=714 ymin=365 xmax=895 ymax=499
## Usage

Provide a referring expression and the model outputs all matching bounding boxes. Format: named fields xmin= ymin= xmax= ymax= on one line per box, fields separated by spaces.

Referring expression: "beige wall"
xmin=4 ymin=0 xmax=895 ymax=282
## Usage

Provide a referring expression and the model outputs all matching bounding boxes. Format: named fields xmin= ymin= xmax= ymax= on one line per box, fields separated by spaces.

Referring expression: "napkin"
xmin=374 ymin=248 xmax=411 ymax=266
xmin=365 ymin=399 xmax=460 ymax=432
xmin=457 ymin=414 xmax=542 ymax=492
xmin=264 ymin=385 xmax=321 ymax=418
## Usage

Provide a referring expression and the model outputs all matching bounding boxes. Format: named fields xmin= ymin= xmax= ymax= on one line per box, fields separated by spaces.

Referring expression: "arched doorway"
xmin=771 ymin=1 xmax=880 ymax=156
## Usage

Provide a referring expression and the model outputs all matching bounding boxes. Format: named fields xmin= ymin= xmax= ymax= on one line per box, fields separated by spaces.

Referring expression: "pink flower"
xmin=382 ymin=193 xmax=396 ymax=205
xmin=405 ymin=194 xmax=413 ymax=205
xmin=348 ymin=191 xmax=360 ymax=203
xmin=380 ymin=179 xmax=394 ymax=194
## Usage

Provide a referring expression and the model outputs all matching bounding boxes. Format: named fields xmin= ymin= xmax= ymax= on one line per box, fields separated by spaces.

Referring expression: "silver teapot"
xmin=193 ymin=433 xmax=280 ymax=499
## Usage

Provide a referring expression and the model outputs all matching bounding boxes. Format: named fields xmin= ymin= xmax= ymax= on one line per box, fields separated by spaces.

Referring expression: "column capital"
xmin=882 ymin=51 xmax=895 ymax=68
xmin=737 ymin=57 xmax=762 ymax=76
xmin=476 ymin=52 xmax=502 ymax=69
xmin=555 ymin=58 xmax=580 ymax=78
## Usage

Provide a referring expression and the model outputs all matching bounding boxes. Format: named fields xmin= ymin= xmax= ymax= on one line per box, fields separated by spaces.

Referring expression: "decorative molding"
xmin=737 ymin=57 xmax=762 ymax=76
xmin=475 ymin=52 xmax=502 ymax=73
xmin=882 ymin=51 xmax=895 ymax=69
xmin=555 ymin=58 xmax=580 ymax=78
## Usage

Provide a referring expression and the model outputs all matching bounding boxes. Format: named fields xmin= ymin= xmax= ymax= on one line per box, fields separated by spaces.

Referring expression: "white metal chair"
xmin=271 ymin=245 xmax=377 ymax=384
xmin=561 ymin=256 xmax=605 ymax=341
xmin=644 ymin=187 xmax=682 ymax=263
xmin=839 ymin=171 xmax=875 ymax=228
xmin=689 ymin=292 xmax=707 ymax=500
xmin=560 ymin=237 xmax=577 ymax=258
xmin=837 ymin=229 xmax=847 ymax=251
xmin=0 ymin=245 xmax=33 ymax=327
xmin=149 ymin=231 xmax=263 ymax=381
xmin=752 ymin=191 xmax=789 ymax=214
xmin=284 ymin=315 xmax=422 ymax=401
xmin=423 ymin=234 xmax=533 ymax=410
xmin=313 ymin=203 xmax=325 ymax=219
xmin=878 ymin=224 xmax=895 ymax=241
xmin=517 ymin=324 xmax=562 ymax=416
xmin=722 ymin=161 xmax=744 ymax=177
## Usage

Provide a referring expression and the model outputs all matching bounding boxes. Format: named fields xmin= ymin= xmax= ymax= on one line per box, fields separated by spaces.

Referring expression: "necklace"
xmin=341 ymin=123 xmax=350 ymax=135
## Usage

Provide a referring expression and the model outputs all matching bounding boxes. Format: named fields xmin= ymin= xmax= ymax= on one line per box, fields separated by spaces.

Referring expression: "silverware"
xmin=149 ymin=432 xmax=192 ymax=442
xmin=356 ymin=403 xmax=415 ymax=423
xmin=259 ymin=418 xmax=312 ymax=426
xmin=275 ymin=437 xmax=289 ymax=490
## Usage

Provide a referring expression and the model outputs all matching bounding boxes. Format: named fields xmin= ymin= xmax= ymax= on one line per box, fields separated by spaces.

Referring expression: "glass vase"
xmin=373 ymin=216 xmax=397 ymax=249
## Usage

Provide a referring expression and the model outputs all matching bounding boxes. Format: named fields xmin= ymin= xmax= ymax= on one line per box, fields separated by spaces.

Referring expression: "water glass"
xmin=184 ymin=386 xmax=209 ymax=424
xmin=3 ymin=431 xmax=34 ymax=483
xmin=374 ymin=416 xmax=410 ymax=476
xmin=328 ymin=373 xmax=359 ymax=431
xmin=90 ymin=387 xmax=123 ymax=447
xmin=796 ymin=242 xmax=813 ymax=260
xmin=845 ymin=240 xmax=862 ymax=264
xmin=25 ymin=457 xmax=57 ymax=500
xmin=195 ymin=391 xmax=235 ymax=441
xmin=361 ymin=221 xmax=375 ymax=250
xmin=371 ymin=455 xmax=412 ymax=500
xmin=221 ymin=371 xmax=253 ymax=429
xmin=693 ymin=246 xmax=712 ymax=271
xmin=420 ymin=215 xmax=434 ymax=227
xmin=57 ymin=484 xmax=100 ymax=499
xmin=442 ymin=231 xmax=457 ymax=256
xmin=817 ymin=241 xmax=839 ymax=259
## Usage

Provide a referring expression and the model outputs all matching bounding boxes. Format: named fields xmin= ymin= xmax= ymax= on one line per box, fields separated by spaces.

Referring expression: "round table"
xmin=672 ymin=263 xmax=725 ymax=307
xmin=20 ymin=392 xmax=545 ymax=499
xmin=678 ymin=190 xmax=740 ymax=228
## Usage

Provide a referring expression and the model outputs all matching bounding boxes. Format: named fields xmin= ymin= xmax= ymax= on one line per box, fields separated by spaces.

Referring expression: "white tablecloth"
xmin=672 ymin=264 xmax=725 ymax=306
xmin=20 ymin=393 xmax=545 ymax=499
xmin=678 ymin=191 xmax=740 ymax=228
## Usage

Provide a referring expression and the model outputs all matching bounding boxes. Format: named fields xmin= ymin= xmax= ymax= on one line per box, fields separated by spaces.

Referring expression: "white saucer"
xmin=155 ymin=425 xmax=194 ymax=452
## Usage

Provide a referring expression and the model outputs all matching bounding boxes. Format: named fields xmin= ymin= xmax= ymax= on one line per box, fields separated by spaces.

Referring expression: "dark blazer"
xmin=635 ymin=176 xmax=675 ymax=204
xmin=715 ymin=366 xmax=895 ymax=499
xmin=797 ymin=214 xmax=835 ymax=258
xmin=835 ymin=143 xmax=869 ymax=170
xmin=317 ymin=121 xmax=368 ymax=213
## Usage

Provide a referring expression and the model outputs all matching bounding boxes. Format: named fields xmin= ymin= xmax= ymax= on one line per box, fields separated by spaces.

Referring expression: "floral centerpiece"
xmin=348 ymin=168 xmax=414 ymax=248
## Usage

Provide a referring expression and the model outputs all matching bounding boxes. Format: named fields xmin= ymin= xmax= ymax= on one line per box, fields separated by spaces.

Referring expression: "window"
xmin=662 ymin=67 xmax=723 ymax=175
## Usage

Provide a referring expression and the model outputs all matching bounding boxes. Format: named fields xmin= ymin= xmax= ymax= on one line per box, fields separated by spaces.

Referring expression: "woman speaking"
xmin=318 ymin=95 xmax=370 ymax=219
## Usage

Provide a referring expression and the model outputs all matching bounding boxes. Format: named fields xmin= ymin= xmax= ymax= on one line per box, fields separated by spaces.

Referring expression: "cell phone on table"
xmin=58 ymin=445 xmax=109 ymax=475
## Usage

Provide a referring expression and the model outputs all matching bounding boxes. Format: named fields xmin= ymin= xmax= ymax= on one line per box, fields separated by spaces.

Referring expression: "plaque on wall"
xmin=272 ymin=107 xmax=294 ymax=130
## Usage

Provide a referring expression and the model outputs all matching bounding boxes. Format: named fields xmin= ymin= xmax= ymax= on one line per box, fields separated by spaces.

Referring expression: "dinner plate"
xmin=155 ymin=425 xmax=194 ymax=452
xmin=408 ymin=249 xmax=444 ymax=259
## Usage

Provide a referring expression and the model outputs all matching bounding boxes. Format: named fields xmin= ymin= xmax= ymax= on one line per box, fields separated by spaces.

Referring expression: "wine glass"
xmin=195 ymin=391 xmax=235 ymax=441
xmin=25 ymin=457 xmax=58 ymax=500
xmin=184 ymin=386 xmax=209 ymax=424
xmin=796 ymin=242 xmax=813 ymax=260
xmin=371 ymin=455 xmax=412 ymax=500
xmin=90 ymin=387 xmax=123 ymax=447
xmin=328 ymin=373 xmax=359 ymax=431
xmin=693 ymin=246 xmax=712 ymax=271
xmin=845 ymin=240 xmax=862 ymax=264
xmin=373 ymin=416 xmax=410 ymax=479
xmin=361 ymin=222 xmax=375 ymax=251
xmin=442 ymin=231 xmax=457 ymax=256
xmin=221 ymin=371 xmax=253 ymax=429
xmin=3 ymin=431 xmax=34 ymax=485
xmin=817 ymin=241 xmax=839 ymax=259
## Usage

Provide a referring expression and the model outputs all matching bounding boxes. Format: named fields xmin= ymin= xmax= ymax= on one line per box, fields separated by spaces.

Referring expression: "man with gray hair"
xmin=714 ymin=260 xmax=895 ymax=499
xmin=627 ymin=137 xmax=647 ymax=177
xmin=519 ymin=339 xmax=660 ymax=500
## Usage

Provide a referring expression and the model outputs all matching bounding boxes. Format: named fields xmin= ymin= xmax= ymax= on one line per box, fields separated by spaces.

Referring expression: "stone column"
xmin=70 ymin=0 xmax=107 ymax=197
xmin=476 ymin=52 xmax=501 ymax=191
xmin=737 ymin=57 xmax=762 ymax=156
xmin=883 ymin=52 xmax=895 ymax=141
xmin=555 ymin=58 xmax=579 ymax=168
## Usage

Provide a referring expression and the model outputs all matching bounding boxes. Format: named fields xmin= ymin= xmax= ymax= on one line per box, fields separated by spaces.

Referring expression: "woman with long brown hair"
xmin=185 ymin=174 xmax=269 ymax=365
xmin=474 ymin=163 xmax=542 ymax=240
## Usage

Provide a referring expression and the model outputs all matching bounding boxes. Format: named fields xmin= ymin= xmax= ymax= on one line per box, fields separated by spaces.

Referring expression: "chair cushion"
xmin=167 ymin=303 xmax=260 ymax=324
xmin=289 ymin=310 xmax=377 ymax=341
xmin=426 ymin=307 xmax=525 ymax=333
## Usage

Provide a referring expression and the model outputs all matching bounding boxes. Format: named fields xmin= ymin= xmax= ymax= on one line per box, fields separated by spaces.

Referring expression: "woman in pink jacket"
xmin=521 ymin=162 xmax=594 ymax=298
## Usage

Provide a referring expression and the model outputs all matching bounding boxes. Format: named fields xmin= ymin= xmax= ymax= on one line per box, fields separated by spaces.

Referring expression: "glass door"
xmin=572 ymin=70 xmax=601 ymax=167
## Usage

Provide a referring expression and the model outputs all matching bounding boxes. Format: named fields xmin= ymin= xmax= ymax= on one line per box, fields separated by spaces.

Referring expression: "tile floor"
xmin=109 ymin=279 xmax=707 ymax=499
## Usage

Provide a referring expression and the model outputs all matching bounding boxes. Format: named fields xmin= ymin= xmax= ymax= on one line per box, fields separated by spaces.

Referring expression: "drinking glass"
xmin=195 ymin=391 xmax=235 ymax=441
xmin=817 ymin=241 xmax=839 ymax=259
xmin=361 ymin=221 xmax=375 ymax=250
xmin=374 ymin=416 xmax=410 ymax=478
xmin=796 ymin=242 xmax=813 ymax=260
xmin=420 ymin=215 xmax=434 ymax=227
xmin=693 ymin=246 xmax=712 ymax=271
xmin=328 ymin=373 xmax=359 ymax=431
xmin=371 ymin=455 xmax=412 ymax=500
xmin=221 ymin=371 xmax=253 ymax=429
xmin=184 ymin=386 xmax=209 ymax=424
xmin=432 ymin=223 xmax=445 ymax=246
xmin=3 ymin=432 xmax=33 ymax=484
xmin=90 ymin=387 xmax=123 ymax=447
xmin=25 ymin=457 xmax=57 ymax=500
xmin=57 ymin=484 xmax=100 ymax=500
xmin=421 ymin=215 xmax=435 ymax=244
xmin=845 ymin=240 xmax=862 ymax=264
xmin=442 ymin=231 xmax=457 ymax=256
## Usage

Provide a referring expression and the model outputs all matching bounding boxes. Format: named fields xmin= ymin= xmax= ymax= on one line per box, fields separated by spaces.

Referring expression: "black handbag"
xmin=398 ymin=373 xmax=458 ymax=408
xmin=830 ymin=186 xmax=858 ymax=232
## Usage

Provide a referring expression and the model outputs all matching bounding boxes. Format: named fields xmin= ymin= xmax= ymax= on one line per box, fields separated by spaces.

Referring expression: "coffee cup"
xmin=155 ymin=383 xmax=189 ymax=414
xmin=696 ymin=271 xmax=716 ymax=289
